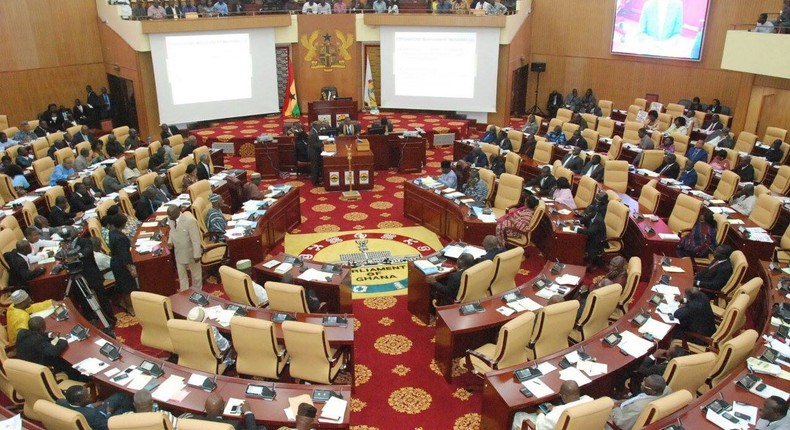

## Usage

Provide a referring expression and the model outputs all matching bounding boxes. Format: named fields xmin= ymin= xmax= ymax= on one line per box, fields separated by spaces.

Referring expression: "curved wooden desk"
xmin=480 ymin=255 xmax=693 ymax=429
xmin=48 ymin=300 xmax=351 ymax=428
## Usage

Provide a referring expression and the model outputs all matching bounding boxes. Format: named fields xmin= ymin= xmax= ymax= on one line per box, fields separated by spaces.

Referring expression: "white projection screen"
xmin=150 ymin=29 xmax=279 ymax=124
xmin=380 ymin=27 xmax=500 ymax=112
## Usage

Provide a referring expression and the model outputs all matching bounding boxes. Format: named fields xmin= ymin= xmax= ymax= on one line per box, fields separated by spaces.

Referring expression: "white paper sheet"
xmin=318 ymin=396 xmax=348 ymax=423
xmin=577 ymin=360 xmax=608 ymax=376
xmin=522 ymin=378 xmax=554 ymax=398
xmin=705 ymin=409 xmax=748 ymax=430
xmin=496 ymin=306 xmax=516 ymax=316
xmin=618 ymin=331 xmax=654 ymax=358
xmin=559 ymin=366 xmax=592 ymax=385
xmin=651 ymin=284 xmax=681 ymax=296
xmin=152 ymin=375 xmax=186 ymax=402
xmin=554 ymin=274 xmax=581 ymax=286
xmin=638 ymin=318 xmax=673 ymax=339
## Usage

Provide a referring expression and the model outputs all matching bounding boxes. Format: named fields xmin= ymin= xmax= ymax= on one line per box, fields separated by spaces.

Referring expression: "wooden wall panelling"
xmin=755 ymin=89 xmax=790 ymax=139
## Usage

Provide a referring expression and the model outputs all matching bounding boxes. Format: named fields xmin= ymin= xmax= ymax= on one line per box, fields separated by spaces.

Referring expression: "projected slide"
xmin=149 ymin=29 xmax=279 ymax=124
xmin=380 ymin=27 xmax=500 ymax=112
xmin=611 ymin=0 xmax=710 ymax=61
xmin=165 ymin=34 xmax=252 ymax=105
xmin=393 ymin=32 xmax=476 ymax=99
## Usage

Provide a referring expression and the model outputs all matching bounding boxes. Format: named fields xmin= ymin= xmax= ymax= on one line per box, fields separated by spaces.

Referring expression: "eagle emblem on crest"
xmin=301 ymin=30 xmax=355 ymax=71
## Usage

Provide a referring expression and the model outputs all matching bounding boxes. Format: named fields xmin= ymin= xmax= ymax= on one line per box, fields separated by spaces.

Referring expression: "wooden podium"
xmin=308 ymin=100 xmax=358 ymax=129
xmin=322 ymin=136 xmax=374 ymax=192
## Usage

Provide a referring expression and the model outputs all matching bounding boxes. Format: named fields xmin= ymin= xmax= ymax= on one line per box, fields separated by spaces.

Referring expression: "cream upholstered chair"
xmin=574 ymin=176 xmax=597 ymax=210
xmin=5 ymin=359 xmax=84 ymax=420
xmin=178 ymin=419 xmax=231 ymax=430
xmin=91 ymin=167 xmax=106 ymax=193
xmin=148 ymin=140 xmax=162 ymax=157
xmin=112 ymin=158 xmax=127 ymax=184
xmin=775 ymin=224 xmax=790 ymax=263
xmin=581 ymin=128 xmax=599 ymax=150
xmin=611 ymin=257 xmax=642 ymax=321
xmin=621 ymin=121 xmax=643 ymax=145
xmin=87 ymin=217 xmax=110 ymax=254
xmin=629 ymin=390 xmax=693 ymax=429
xmin=135 ymin=147 xmax=151 ymax=172
xmin=721 ymin=148 xmax=739 ymax=170
xmin=136 ymin=172 xmax=157 ymax=194
xmin=0 ymin=346 xmax=22 ymax=405
xmin=671 ymin=133 xmax=690 ymax=155
xmin=749 ymin=194 xmax=782 ymax=230
xmin=282 ymin=320 xmax=346 ymax=384
xmin=96 ymin=198 xmax=115 ymax=220
xmin=702 ymin=142 xmax=714 ymax=163
xmin=506 ymin=200 xmax=545 ymax=248
xmin=638 ymin=149 xmax=665 ymax=171
xmin=34 ymin=399 xmax=92 ymax=430
xmin=665 ymin=103 xmax=685 ymax=120
xmin=0 ymin=215 xmax=23 ymax=241
xmin=533 ymin=141 xmax=553 ymax=165
xmin=570 ymin=283 xmax=621 ymax=343
xmin=580 ymin=113 xmax=598 ymax=131
xmin=702 ymin=329 xmax=759 ymax=393
xmin=556 ymin=108 xmax=573 ymax=122
xmin=549 ymin=397 xmax=614 ymax=430
xmin=625 ymin=105 xmax=641 ymax=122
xmin=44 ymin=185 xmax=67 ymax=211
xmin=504 ymin=151 xmax=522 ymax=176
xmin=751 ymin=157 xmax=769 ymax=184
xmin=21 ymin=200 xmax=38 ymax=228
xmin=755 ymin=184 xmax=771 ymax=199
xmin=231 ymin=316 xmax=288 ymax=379
xmin=132 ymin=291 xmax=175 ymax=354
xmin=478 ymin=168 xmax=496 ymax=202
xmin=663 ymin=352 xmax=716 ymax=396
xmin=596 ymin=118 xmax=615 ymax=139
xmin=694 ymin=161 xmax=713 ymax=192
xmin=734 ymin=132 xmax=757 ymax=154
xmin=191 ymin=196 xmax=212 ymax=233
xmin=465 ymin=312 xmax=535 ymax=378
xmin=490 ymin=173 xmax=524 ymax=218
xmin=167 ymin=319 xmax=227 ymax=374
xmin=167 ymin=162 xmax=189 ymax=194
xmin=712 ymin=170 xmax=739 ymax=201
xmin=193 ymin=146 xmax=213 ymax=174
xmin=480 ymin=143 xmax=500 ymax=164
xmin=656 ymin=113 xmax=672 ymax=132
xmin=220 ymin=266 xmax=262 ymax=307
xmin=108 ymin=412 xmax=174 ymax=430
xmin=527 ymin=300 xmax=580 ymax=360
xmin=169 ymin=134 xmax=185 ymax=159
xmin=33 ymin=157 xmax=55 ymax=186
xmin=4 ymin=145 xmax=20 ymax=161
xmin=667 ymin=194 xmax=702 ymax=235
xmin=265 ymin=281 xmax=309 ymax=313
xmin=454 ymin=260 xmax=494 ymax=304
xmin=32 ymin=138 xmax=49 ymax=160
xmin=45 ymin=131 xmax=64 ymax=146
xmin=606 ymin=135 xmax=623 ymax=160
xmin=675 ymin=154 xmax=688 ymax=171
xmin=703 ymin=251 xmax=748 ymax=310
xmin=637 ymin=182 xmax=661 ymax=214
xmin=673 ymin=294 xmax=749 ymax=354
xmin=603 ymin=160 xmax=629 ymax=193
xmin=597 ymin=100 xmax=613 ymax=118
xmin=694 ymin=214 xmax=729 ymax=267
xmin=54 ymin=147 xmax=74 ymax=166
xmin=633 ymin=98 xmax=647 ymax=110
xmin=118 ymin=190 xmax=135 ymax=218
xmin=112 ymin=125 xmax=130 ymax=138
xmin=507 ymin=129 xmax=524 ymax=153
xmin=604 ymin=201 xmax=629 ymax=255
xmin=547 ymin=118 xmax=564 ymax=135
xmin=763 ymin=127 xmax=787 ymax=144
xmin=552 ymin=164 xmax=573 ymax=186
xmin=770 ymin=165 xmax=790 ymax=195
xmin=562 ymin=122 xmax=580 ymax=140
xmin=2 ymin=127 xmax=19 ymax=139
xmin=489 ymin=247 xmax=524 ymax=295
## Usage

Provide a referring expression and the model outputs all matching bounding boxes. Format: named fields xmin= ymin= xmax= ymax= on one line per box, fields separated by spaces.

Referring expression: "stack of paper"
xmin=617 ymin=331 xmax=654 ymax=358
xmin=443 ymin=244 xmax=487 ymax=259
xmin=554 ymin=274 xmax=581 ymax=286
xmin=318 ymin=396 xmax=348 ymax=424
xmin=507 ymin=297 xmax=542 ymax=312
xmin=472 ymin=207 xmax=497 ymax=223
xmin=223 ymin=227 xmax=247 ymax=239
xmin=261 ymin=259 xmax=280 ymax=269
xmin=705 ymin=409 xmax=748 ymax=430
xmin=222 ymin=397 xmax=245 ymax=416
xmin=286 ymin=394 xmax=313 ymax=421
xmin=522 ymin=378 xmax=554 ymax=398
xmin=274 ymin=262 xmax=293 ymax=274
xmin=297 ymin=268 xmax=333 ymax=282
xmin=638 ymin=318 xmax=673 ymax=339
xmin=73 ymin=357 xmax=109 ymax=375
xmin=559 ymin=366 xmax=592 ymax=385
xmin=152 ymin=375 xmax=186 ymax=402
xmin=577 ymin=361 xmax=607 ymax=377
xmin=658 ymin=233 xmax=680 ymax=241
xmin=651 ymin=284 xmax=681 ymax=296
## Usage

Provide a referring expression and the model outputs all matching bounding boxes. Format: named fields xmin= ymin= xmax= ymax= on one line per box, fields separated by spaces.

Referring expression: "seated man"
xmin=105 ymin=135 xmax=124 ymax=158
xmin=733 ymin=156 xmax=755 ymax=183
xmin=197 ymin=154 xmax=212 ymax=181
xmin=5 ymin=240 xmax=46 ymax=290
xmin=480 ymin=125 xmax=497 ymax=143
xmin=74 ymin=148 xmax=91 ymax=171
xmin=694 ymin=245 xmax=734 ymax=293
xmin=461 ymin=169 xmax=489 ymax=204
xmin=102 ymin=166 xmax=125 ymax=193
xmin=580 ymin=154 xmax=604 ymax=181
xmin=134 ymin=188 xmax=161 ymax=221
xmin=57 ymin=385 xmax=134 ymax=430
xmin=610 ymin=375 xmax=672 ymax=430
xmin=206 ymin=193 xmax=227 ymax=239
xmin=191 ymin=393 xmax=256 ymax=430
xmin=123 ymin=158 xmax=143 ymax=182
xmin=15 ymin=147 xmax=32 ymax=168
xmin=426 ymin=253 xmax=474 ymax=306
xmin=545 ymin=125 xmax=566 ymax=145
xmin=678 ymin=161 xmax=697 ymax=188
xmin=730 ymin=184 xmax=756 ymax=216
xmin=655 ymin=153 xmax=680 ymax=179
xmin=673 ymin=287 xmax=716 ymax=346
xmin=436 ymin=160 xmax=458 ymax=188
xmin=686 ymin=139 xmax=708 ymax=164
xmin=49 ymin=157 xmax=75 ymax=186
xmin=463 ymin=145 xmax=489 ymax=168
xmin=559 ymin=147 xmax=583 ymax=174
xmin=511 ymin=381 xmax=592 ymax=430
xmin=6 ymin=290 xmax=54 ymax=344
xmin=525 ymin=166 xmax=556 ymax=196
xmin=566 ymin=130 xmax=587 ymax=150
xmin=758 ymin=396 xmax=789 ymax=430
xmin=49 ymin=195 xmax=84 ymax=227
xmin=24 ymin=226 xmax=59 ymax=264
xmin=123 ymin=390 xmax=178 ymax=428
xmin=69 ymin=182 xmax=96 ymax=213
xmin=496 ymin=130 xmax=512 ymax=151
xmin=148 ymin=147 xmax=167 ymax=172
xmin=149 ymin=178 xmax=172 ymax=205
xmin=476 ymin=235 xmax=505 ymax=263
xmin=17 ymin=316 xmax=87 ymax=381
xmin=242 ymin=173 xmax=264 ymax=201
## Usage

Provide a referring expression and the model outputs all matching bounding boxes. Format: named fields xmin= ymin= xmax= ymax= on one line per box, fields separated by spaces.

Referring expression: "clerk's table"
xmin=322 ymin=137 xmax=375 ymax=192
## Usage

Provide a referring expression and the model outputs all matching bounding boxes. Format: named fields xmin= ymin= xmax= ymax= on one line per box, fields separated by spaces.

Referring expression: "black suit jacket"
xmin=179 ymin=143 xmax=197 ymax=160
xmin=733 ymin=164 xmax=755 ymax=183
xmin=674 ymin=298 xmax=716 ymax=339
xmin=69 ymin=192 xmax=95 ymax=213
xmin=87 ymin=91 xmax=101 ymax=109
xmin=475 ymin=247 xmax=505 ymax=264
xmin=580 ymin=162 xmax=604 ymax=182
xmin=73 ymin=131 xmax=92 ymax=144
xmin=560 ymin=154 xmax=584 ymax=174
xmin=431 ymin=271 xmax=464 ymax=306
xmin=703 ymin=121 xmax=723 ymax=131
xmin=197 ymin=162 xmax=211 ymax=181
xmin=577 ymin=212 xmax=606 ymax=257
xmin=49 ymin=206 xmax=75 ymax=227
xmin=526 ymin=174 xmax=556 ymax=196
xmin=161 ymin=126 xmax=180 ymax=141
xmin=655 ymin=162 xmax=680 ymax=179
xmin=4 ymin=251 xmax=44 ymax=287
xmin=694 ymin=259 xmax=733 ymax=292
xmin=194 ymin=413 xmax=257 ymax=430
xmin=135 ymin=197 xmax=159 ymax=221
xmin=16 ymin=329 xmax=68 ymax=367
xmin=72 ymin=105 xmax=90 ymax=122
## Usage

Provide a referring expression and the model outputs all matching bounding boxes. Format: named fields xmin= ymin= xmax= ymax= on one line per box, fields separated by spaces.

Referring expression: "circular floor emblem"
xmin=297 ymin=232 xmax=437 ymax=295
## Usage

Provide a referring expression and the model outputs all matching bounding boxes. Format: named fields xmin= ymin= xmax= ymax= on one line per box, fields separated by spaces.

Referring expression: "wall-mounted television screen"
xmin=611 ymin=0 xmax=711 ymax=61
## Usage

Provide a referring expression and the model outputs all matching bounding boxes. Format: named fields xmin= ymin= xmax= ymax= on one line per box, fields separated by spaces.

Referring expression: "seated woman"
xmin=658 ymin=136 xmax=675 ymax=153
xmin=6 ymin=164 xmax=29 ymax=193
xmin=462 ymin=169 xmax=489 ymax=204
xmin=90 ymin=140 xmax=105 ymax=164
xmin=552 ymin=177 xmax=576 ymax=210
xmin=182 ymin=164 xmax=198 ymax=190
xmin=489 ymin=154 xmax=505 ymax=177
xmin=677 ymin=212 xmax=717 ymax=259
xmin=709 ymin=149 xmax=730 ymax=171
xmin=496 ymin=194 xmax=539 ymax=247
xmin=643 ymin=110 xmax=659 ymax=130
xmin=101 ymin=204 xmax=140 ymax=242
xmin=521 ymin=114 xmax=539 ymax=135
xmin=663 ymin=116 xmax=688 ymax=137
xmin=765 ymin=139 xmax=785 ymax=163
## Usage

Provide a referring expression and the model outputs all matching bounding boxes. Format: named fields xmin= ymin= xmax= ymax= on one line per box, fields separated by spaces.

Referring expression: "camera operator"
xmin=55 ymin=227 xmax=117 ymax=334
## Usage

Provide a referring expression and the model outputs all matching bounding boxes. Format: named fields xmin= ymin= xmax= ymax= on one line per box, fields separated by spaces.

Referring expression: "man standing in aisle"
xmin=308 ymin=121 xmax=324 ymax=186
xmin=167 ymin=205 xmax=203 ymax=291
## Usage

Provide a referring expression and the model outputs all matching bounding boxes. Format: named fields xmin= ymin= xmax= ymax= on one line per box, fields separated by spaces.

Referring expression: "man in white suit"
xmin=167 ymin=205 xmax=202 ymax=291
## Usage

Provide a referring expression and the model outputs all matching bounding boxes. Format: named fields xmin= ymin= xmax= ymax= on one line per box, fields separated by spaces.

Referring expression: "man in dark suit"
xmin=148 ymin=147 xmax=167 ymax=172
xmin=4 ymin=241 xmax=45 ymax=287
xmin=673 ymin=287 xmax=716 ymax=346
xmin=733 ymin=156 xmax=755 ymax=183
xmin=49 ymin=196 xmax=83 ymax=227
xmin=197 ymin=154 xmax=211 ymax=181
xmin=462 ymin=145 xmax=489 ymax=168
xmin=307 ymin=121 xmax=324 ymax=186
xmin=496 ymin=130 xmax=512 ymax=151
xmin=577 ymin=204 xmax=606 ymax=267
xmin=57 ymin=386 xmax=133 ymax=430
xmin=160 ymin=123 xmax=180 ymax=141
xmin=694 ymin=245 xmax=734 ymax=293
xmin=525 ymin=165 xmax=556 ymax=196
xmin=560 ymin=147 xmax=584 ymax=174
xmin=580 ymin=155 xmax=604 ymax=182
xmin=702 ymin=114 xmax=723 ymax=132
xmin=72 ymin=125 xmax=93 ymax=144
xmin=72 ymin=99 xmax=91 ymax=125
xmin=426 ymin=253 xmax=474 ymax=306
xmin=17 ymin=316 xmax=87 ymax=381
xmin=193 ymin=394 xmax=257 ymax=430
xmin=180 ymin=135 xmax=198 ymax=159
xmin=340 ymin=119 xmax=359 ymax=136
xmin=476 ymin=235 xmax=505 ymax=264
xmin=69 ymin=183 xmax=96 ymax=213
xmin=150 ymin=178 xmax=172 ymax=205
xmin=135 ymin=188 xmax=160 ymax=221
xmin=655 ymin=154 xmax=680 ymax=179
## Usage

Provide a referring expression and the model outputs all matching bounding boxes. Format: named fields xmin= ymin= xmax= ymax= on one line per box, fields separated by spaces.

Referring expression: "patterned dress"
xmin=496 ymin=206 xmax=534 ymax=247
